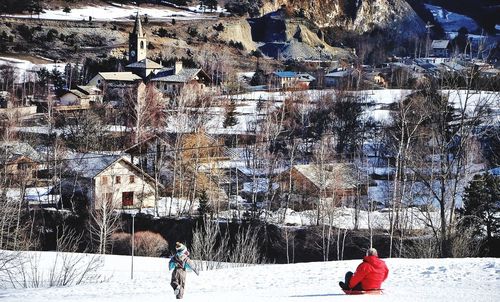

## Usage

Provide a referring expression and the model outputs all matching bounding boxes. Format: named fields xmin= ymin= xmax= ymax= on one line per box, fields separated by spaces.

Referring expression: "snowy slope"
xmin=6 ymin=4 xmax=214 ymax=21
xmin=1 ymin=251 xmax=499 ymax=302
xmin=425 ymin=4 xmax=480 ymax=33
xmin=0 ymin=56 xmax=67 ymax=84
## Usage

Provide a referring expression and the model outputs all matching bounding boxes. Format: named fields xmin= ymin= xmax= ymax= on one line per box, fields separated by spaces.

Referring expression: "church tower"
xmin=129 ymin=12 xmax=147 ymax=63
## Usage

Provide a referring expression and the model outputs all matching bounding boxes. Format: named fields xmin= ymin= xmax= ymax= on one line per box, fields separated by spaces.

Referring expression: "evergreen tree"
xmin=461 ymin=173 xmax=500 ymax=255
xmin=223 ymin=99 xmax=238 ymax=128
xmin=50 ymin=68 xmax=66 ymax=95
xmin=250 ymin=68 xmax=266 ymax=86
xmin=197 ymin=190 xmax=213 ymax=218
xmin=200 ymin=0 xmax=218 ymax=11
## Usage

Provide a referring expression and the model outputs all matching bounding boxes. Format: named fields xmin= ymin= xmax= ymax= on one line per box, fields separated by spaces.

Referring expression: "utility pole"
xmin=131 ymin=212 xmax=136 ymax=280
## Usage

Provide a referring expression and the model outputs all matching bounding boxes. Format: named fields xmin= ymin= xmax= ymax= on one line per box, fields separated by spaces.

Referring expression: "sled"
xmin=342 ymin=289 xmax=383 ymax=295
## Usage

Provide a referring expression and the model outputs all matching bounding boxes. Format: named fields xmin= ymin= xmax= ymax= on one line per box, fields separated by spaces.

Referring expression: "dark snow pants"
xmin=171 ymin=268 xmax=186 ymax=299
xmin=339 ymin=271 xmax=363 ymax=291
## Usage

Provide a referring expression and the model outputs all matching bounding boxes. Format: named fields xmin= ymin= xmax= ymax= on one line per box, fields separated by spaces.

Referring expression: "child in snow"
xmin=339 ymin=247 xmax=389 ymax=291
xmin=169 ymin=242 xmax=198 ymax=299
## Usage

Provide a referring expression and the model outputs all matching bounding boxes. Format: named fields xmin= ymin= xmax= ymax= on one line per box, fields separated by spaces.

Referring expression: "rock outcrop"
xmin=248 ymin=10 xmax=352 ymax=61
xmin=218 ymin=19 xmax=257 ymax=51
xmin=261 ymin=0 xmax=425 ymax=37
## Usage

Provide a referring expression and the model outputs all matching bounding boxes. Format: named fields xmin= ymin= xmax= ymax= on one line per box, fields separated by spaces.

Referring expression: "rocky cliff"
xmin=261 ymin=0 xmax=425 ymax=37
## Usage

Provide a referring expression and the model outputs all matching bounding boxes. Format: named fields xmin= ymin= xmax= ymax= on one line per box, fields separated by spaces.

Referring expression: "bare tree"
xmin=190 ymin=217 xmax=228 ymax=271
xmin=88 ymin=194 xmax=122 ymax=254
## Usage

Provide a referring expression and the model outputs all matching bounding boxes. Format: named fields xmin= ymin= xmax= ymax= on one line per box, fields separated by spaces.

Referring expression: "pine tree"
xmin=197 ymin=190 xmax=213 ymax=218
xmin=202 ymin=0 xmax=218 ymax=11
xmin=462 ymin=173 xmax=500 ymax=255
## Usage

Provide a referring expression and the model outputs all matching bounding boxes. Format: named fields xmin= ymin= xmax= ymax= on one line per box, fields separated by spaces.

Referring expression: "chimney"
xmin=174 ymin=61 xmax=183 ymax=75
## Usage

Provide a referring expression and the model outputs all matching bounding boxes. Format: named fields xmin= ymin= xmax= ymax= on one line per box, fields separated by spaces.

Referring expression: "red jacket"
xmin=349 ymin=255 xmax=389 ymax=290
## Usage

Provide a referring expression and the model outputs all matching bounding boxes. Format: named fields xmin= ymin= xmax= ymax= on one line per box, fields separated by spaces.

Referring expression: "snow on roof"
xmin=125 ymin=58 xmax=163 ymax=69
xmin=61 ymin=89 xmax=86 ymax=99
xmin=431 ymin=40 xmax=450 ymax=49
xmin=76 ymin=85 xmax=101 ymax=95
xmin=151 ymin=68 xmax=203 ymax=83
xmin=296 ymin=73 xmax=315 ymax=82
xmin=0 ymin=141 xmax=42 ymax=162
xmin=66 ymin=153 xmax=122 ymax=179
xmin=292 ymin=163 xmax=359 ymax=190
xmin=97 ymin=72 xmax=142 ymax=82
xmin=325 ymin=70 xmax=350 ymax=77
xmin=243 ymin=179 xmax=279 ymax=193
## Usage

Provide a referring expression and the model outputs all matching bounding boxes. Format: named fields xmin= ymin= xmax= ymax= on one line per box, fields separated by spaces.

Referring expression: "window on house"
xmin=102 ymin=176 xmax=108 ymax=185
xmin=140 ymin=41 xmax=144 ymax=49
xmin=116 ymin=176 xmax=121 ymax=184
xmin=129 ymin=175 xmax=135 ymax=183
xmin=122 ymin=191 xmax=134 ymax=207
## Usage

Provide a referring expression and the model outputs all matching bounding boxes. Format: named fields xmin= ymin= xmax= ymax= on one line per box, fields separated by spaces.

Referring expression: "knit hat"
xmin=366 ymin=247 xmax=378 ymax=256
xmin=175 ymin=242 xmax=186 ymax=252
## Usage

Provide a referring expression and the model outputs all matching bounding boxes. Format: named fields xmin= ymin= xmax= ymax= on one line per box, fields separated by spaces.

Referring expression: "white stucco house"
xmin=63 ymin=154 xmax=163 ymax=210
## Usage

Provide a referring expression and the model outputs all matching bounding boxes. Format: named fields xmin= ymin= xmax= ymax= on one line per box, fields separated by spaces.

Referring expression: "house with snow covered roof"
xmin=324 ymin=69 xmax=355 ymax=88
xmin=56 ymin=86 xmax=102 ymax=110
xmin=0 ymin=141 xmax=44 ymax=183
xmin=87 ymin=72 xmax=143 ymax=87
xmin=277 ymin=163 xmax=363 ymax=210
xmin=61 ymin=154 xmax=163 ymax=211
xmin=150 ymin=61 xmax=211 ymax=96
xmin=269 ymin=71 xmax=315 ymax=90
xmin=431 ymin=40 xmax=451 ymax=57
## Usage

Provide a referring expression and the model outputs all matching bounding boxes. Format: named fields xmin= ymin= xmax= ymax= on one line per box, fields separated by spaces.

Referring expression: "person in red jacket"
xmin=339 ymin=247 xmax=389 ymax=291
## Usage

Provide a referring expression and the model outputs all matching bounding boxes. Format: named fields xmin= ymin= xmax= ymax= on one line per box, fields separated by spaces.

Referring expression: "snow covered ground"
xmin=209 ymin=89 xmax=498 ymax=134
xmin=6 ymin=3 xmax=216 ymax=21
xmin=0 ymin=251 xmax=498 ymax=302
xmin=0 ymin=56 xmax=67 ymax=84
xmin=425 ymin=4 xmax=480 ymax=33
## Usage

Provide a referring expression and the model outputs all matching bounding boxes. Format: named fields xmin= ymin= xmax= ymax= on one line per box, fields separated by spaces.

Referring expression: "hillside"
xmin=1 ymin=251 xmax=499 ymax=302
xmin=261 ymin=0 xmax=426 ymax=37
xmin=0 ymin=0 xmax=432 ymax=65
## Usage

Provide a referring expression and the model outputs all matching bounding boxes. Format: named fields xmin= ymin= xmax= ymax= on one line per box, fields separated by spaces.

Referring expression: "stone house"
xmin=150 ymin=61 xmax=211 ymax=96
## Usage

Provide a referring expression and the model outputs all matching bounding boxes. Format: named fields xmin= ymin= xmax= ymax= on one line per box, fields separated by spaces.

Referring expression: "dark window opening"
xmin=122 ymin=191 xmax=134 ymax=206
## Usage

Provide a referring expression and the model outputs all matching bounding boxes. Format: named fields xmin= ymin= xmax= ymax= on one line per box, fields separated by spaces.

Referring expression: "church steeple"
xmin=129 ymin=12 xmax=147 ymax=63
xmin=132 ymin=12 xmax=144 ymax=37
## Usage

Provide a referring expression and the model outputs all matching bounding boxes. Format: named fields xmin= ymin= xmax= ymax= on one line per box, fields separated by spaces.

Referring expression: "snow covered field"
xmin=1 ymin=251 xmax=499 ymax=302
xmin=0 ymin=56 xmax=67 ymax=84
xmin=6 ymin=3 xmax=216 ymax=22
xmin=210 ymin=89 xmax=499 ymax=134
